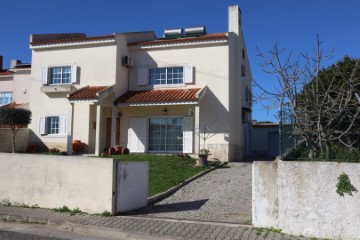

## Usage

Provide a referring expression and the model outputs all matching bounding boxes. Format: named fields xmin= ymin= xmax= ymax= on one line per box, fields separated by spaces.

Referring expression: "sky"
xmin=1 ymin=0 xmax=360 ymax=122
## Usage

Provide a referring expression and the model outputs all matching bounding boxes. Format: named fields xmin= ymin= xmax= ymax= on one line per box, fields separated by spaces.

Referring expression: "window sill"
xmin=40 ymin=134 xmax=68 ymax=138
xmin=151 ymin=84 xmax=186 ymax=89
xmin=41 ymin=85 xmax=75 ymax=94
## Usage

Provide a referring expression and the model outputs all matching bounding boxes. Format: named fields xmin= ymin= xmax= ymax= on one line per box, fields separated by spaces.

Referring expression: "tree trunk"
xmin=11 ymin=126 xmax=16 ymax=153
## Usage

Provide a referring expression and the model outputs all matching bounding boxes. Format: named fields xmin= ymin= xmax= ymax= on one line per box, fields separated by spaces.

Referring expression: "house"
xmin=28 ymin=5 xmax=252 ymax=161
xmin=0 ymin=56 xmax=31 ymax=110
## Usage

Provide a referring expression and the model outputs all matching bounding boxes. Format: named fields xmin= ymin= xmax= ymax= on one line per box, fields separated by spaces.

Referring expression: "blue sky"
xmin=1 ymin=0 xmax=360 ymax=122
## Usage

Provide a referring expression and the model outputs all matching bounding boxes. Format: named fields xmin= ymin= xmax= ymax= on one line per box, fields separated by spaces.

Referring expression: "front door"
xmin=106 ymin=118 xmax=120 ymax=148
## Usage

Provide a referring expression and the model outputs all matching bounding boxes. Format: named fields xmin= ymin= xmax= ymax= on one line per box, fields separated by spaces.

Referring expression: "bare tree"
xmin=255 ymin=36 xmax=360 ymax=159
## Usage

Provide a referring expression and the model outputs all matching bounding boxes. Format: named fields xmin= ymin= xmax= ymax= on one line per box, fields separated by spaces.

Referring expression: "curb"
xmin=148 ymin=162 xmax=227 ymax=204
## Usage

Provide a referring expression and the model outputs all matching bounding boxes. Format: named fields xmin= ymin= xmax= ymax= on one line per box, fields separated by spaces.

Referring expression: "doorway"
xmin=106 ymin=117 xmax=120 ymax=148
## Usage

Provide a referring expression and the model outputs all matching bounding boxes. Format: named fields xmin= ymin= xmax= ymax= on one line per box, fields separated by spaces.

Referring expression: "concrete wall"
xmin=0 ymin=129 xmax=29 ymax=152
xmin=253 ymin=161 xmax=360 ymax=240
xmin=0 ymin=153 xmax=115 ymax=214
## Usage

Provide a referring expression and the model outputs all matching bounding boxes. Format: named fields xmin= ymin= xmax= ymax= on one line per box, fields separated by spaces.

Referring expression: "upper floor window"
xmin=41 ymin=65 xmax=77 ymax=85
xmin=0 ymin=92 xmax=12 ymax=105
xmin=149 ymin=67 xmax=184 ymax=85
xmin=137 ymin=65 xmax=193 ymax=86
xmin=50 ymin=67 xmax=71 ymax=84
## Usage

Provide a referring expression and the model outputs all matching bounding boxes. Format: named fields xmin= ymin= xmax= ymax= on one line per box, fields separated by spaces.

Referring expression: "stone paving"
xmin=128 ymin=163 xmax=253 ymax=224
xmin=0 ymin=162 xmax=312 ymax=239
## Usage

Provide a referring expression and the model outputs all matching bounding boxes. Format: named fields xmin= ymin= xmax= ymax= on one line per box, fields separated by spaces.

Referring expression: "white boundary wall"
xmin=253 ymin=161 xmax=360 ymax=240
xmin=0 ymin=153 xmax=115 ymax=214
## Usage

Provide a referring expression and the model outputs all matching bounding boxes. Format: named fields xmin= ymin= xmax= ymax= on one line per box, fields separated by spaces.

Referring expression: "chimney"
xmin=0 ymin=55 xmax=3 ymax=72
xmin=228 ymin=5 xmax=241 ymax=35
xmin=10 ymin=59 xmax=21 ymax=69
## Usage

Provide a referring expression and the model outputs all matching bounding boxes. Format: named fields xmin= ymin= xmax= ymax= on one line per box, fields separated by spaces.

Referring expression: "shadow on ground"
xmin=123 ymin=199 xmax=209 ymax=216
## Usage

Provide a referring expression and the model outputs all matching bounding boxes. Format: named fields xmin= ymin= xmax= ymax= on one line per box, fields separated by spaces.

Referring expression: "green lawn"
xmin=107 ymin=154 xmax=219 ymax=197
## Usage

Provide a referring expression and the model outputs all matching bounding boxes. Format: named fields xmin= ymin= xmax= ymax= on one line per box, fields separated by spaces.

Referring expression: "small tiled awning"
xmin=68 ymin=86 xmax=110 ymax=101
xmin=114 ymin=88 xmax=202 ymax=106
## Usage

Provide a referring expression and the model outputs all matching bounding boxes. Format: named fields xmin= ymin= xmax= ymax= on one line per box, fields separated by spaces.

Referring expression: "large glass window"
xmin=50 ymin=66 xmax=71 ymax=84
xmin=0 ymin=92 xmax=12 ymax=105
xmin=148 ymin=118 xmax=183 ymax=152
xmin=48 ymin=117 xmax=59 ymax=134
xmin=149 ymin=67 xmax=183 ymax=85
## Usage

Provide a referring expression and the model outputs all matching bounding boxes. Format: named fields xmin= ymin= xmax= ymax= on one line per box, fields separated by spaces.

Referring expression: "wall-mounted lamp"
xmin=163 ymin=108 xmax=168 ymax=115
xmin=188 ymin=108 xmax=194 ymax=116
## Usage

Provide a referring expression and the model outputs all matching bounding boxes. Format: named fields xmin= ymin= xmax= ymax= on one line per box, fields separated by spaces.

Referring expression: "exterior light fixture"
xmin=163 ymin=108 xmax=168 ymax=115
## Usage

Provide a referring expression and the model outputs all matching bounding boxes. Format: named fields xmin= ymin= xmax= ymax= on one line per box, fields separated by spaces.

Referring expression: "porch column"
xmin=95 ymin=101 xmax=103 ymax=155
xmin=67 ymin=103 xmax=74 ymax=154
xmin=111 ymin=105 xmax=117 ymax=147
xmin=194 ymin=105 xmax=200 ymax=153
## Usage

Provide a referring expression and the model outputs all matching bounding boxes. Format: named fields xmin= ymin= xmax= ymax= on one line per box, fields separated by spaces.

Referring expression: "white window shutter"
xmin=41 ymin=67 xmax=48 ymax=85
xmin=71 ymin=65 xmax=77 ymax=83
xmin=137 ymin=68 xmax=148 ymax=86
xmin=59 ymin=116 xmax=68 ymax=135
xmin=184 ymin=65 xmax=193 ymax=84
xmin=38 ymin=116 xmax=46 ymax=134
xmin=128 ymin=118 xmax=147 ymax=153
xmin=183 ymin=117 xmax=193 ymax=153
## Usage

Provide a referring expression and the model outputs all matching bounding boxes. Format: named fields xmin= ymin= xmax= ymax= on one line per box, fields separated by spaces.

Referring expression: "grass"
xmin=104 ymin=154 xmax=221 ymax=197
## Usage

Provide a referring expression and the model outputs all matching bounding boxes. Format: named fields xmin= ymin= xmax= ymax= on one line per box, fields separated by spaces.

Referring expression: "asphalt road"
xmin=0 ymin=229 xmax=68 ymax=240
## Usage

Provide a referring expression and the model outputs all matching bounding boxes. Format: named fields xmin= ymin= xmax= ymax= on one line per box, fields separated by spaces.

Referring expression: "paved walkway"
xmin=0 ymin=162 xmax=312 ymax=239
xmin=128 ymin=163 xmax=253 ymax=224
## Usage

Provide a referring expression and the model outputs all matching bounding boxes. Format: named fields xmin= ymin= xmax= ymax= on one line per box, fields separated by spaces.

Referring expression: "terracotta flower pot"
xmin=72 ymin=140 xmax=83 ymax=153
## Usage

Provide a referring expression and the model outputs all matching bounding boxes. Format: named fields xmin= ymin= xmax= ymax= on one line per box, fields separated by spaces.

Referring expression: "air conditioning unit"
xmin=122 ymin=56 xmax=134 ymax=68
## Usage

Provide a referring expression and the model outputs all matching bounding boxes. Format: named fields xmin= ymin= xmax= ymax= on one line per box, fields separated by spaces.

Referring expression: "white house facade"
xmin=28 ymin=5 xmax=252 ymax=161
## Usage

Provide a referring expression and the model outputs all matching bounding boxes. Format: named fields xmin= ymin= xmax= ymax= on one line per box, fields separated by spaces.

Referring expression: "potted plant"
xmin=198 ymin=148 xmax=210 ymax=166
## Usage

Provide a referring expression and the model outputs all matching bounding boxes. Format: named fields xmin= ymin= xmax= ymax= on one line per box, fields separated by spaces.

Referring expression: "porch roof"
xmin=68 ymin=85 xmax=110 ymax=101
xmin=114 ymin=88 xmax=202 ymax=106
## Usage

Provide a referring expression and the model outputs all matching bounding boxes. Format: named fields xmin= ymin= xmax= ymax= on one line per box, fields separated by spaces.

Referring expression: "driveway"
xmin=128 ymin=162 xmax=252 ymax=224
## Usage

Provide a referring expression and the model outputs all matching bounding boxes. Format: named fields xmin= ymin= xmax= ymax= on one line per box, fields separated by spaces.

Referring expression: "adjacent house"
xmin=0 ymin=56 xmax=31 ymax=110
xmin=28 ymin=5 xmax=252 ymax=161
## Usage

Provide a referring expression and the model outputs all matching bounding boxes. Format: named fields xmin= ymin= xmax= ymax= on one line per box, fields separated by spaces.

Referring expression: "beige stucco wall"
xmin=253 ymin=161 xmax=360 ymax=240
xmin=0 ymin=79 xmax=13 ymax=92
xmin=12 ymin=72 xmax=31 ymax=104
xmin=0 ymin=153 xmax=115 ymax=214
xmin=0 ymin=129 xmax=29 ymax=152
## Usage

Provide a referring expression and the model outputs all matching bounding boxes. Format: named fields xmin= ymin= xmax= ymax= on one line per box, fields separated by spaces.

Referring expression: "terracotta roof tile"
xmin=31 ymin=34 xmax=115 ymax=45
xmin=114 ymin=88 xmax=201 ymax=104
xmin=68 ymin=86 xmax=110 ymax=100
xmin=129 ymin=33 xmax=227 ymax=46
xmin=0 ymin=72 xmax=14 ymax=76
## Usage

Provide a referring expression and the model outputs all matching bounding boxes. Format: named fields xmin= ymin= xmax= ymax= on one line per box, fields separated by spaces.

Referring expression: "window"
xmin=41 ymin=65 xmax=77 ymax=85
xmin=149 ymin=67 xmax=183 ymax=85
xmin=148 ymin=118 xmax=183 ymax=152
xmin=38 ymin=116 xmax=67 ymax=135
xmin=0 ymin=92 xmax=12 ymax=105
xmin=50 ymin=66 xmax=71 ymax=84
xmin=48 ymin=117 xmax=59 ymax=134
xmin=241 ymin=64 xmax=246 ymax=76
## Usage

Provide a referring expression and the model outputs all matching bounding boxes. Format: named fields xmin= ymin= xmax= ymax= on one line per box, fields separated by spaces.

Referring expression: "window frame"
xmin=49 ymin=66 xmax=72 ymax=85
xmin=0 ymin=92 xmax=13 ymax=105
xmin=149 ymin=67 xmax=184 ymax=86
xmin=39 ymin=115 xmax=67 ymax=136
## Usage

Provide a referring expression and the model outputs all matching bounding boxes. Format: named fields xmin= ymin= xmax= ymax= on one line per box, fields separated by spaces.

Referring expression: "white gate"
xmin=115 ymin=161 xmax=149 ymax=213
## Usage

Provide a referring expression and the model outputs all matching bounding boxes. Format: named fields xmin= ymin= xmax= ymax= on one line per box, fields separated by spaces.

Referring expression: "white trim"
xmin=117 ymin=101 xmax=199 ymax=107
xmin=30 ymin=39 xmax=116 ymax=49
xmin=130 ymin=39 xmax=228 ymax=50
